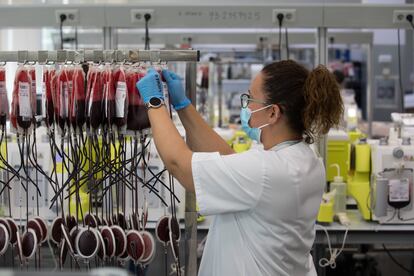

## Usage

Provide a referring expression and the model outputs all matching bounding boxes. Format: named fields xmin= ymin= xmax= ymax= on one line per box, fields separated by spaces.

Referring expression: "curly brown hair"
xmin=262 ymin=60 xmax=344 ymax=144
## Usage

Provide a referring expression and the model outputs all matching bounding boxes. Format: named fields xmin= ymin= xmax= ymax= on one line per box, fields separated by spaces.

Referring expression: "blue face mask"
xmin=240 ymin=105 xmax=272 ymax=143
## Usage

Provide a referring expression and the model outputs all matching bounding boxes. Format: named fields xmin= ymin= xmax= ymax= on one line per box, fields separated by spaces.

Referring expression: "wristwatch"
xmin=146 ymin=97 xmax=165 ymax=109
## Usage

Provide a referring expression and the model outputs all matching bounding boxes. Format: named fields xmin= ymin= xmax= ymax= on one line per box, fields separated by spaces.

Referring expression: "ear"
xmin=268 ymin=104 xmax=281 ymax=124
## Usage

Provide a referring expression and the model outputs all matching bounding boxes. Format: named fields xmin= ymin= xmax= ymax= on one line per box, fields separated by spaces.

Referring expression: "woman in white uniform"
xmin=136 ymin=60 xmax=343 ymax=276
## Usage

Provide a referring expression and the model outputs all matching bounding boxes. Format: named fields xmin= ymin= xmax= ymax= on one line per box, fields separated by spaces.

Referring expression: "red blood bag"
xmin=72 ymin=66 xmax=86 ymax=130
xmin=103 ymin=65 xmax=116 ymax=128
xmin=28 ymin=67 xmax=37 ymax=117
xmin=42 ymin=68 xmax=55 ymax=127
xmin=113 ymin=66 xmax=128 ymax=129
xmin=65 ymin=67 xmax=74 ymax=128
xmin=11 ymin=66 xmax=33 ymax=131
xmin=85 ymin=66 xmax=94 ymax=130
xmin=0 ymin=68 xmax=9 ymax=125
xmin=88 ymin=67 xmax=103 ymax=130
xmin=50 ymin=70 xmax=59 ymax=126
xmin=56 ymin=68 xmax=69 ymax=131
xmin=126 ymin=70 xmax=150 ymax=131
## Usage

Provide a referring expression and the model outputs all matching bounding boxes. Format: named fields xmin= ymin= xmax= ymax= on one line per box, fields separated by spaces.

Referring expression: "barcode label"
xmin=31 ymin=80 xmax=36 ymax=95
xmin=115 ymin=81 xmax=127 ymax=118
xmin=18 ymin=82 xmax=31 ymax=117
xmin=42 ymin=82 xmax=46 ymax=117
xmin=0 ymin=81 xmax=6 ymax=95
xmin=389 ymin=178 xmax=410 ymax=202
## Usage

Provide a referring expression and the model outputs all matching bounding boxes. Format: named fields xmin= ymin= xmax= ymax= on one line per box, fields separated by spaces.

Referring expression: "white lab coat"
xmin=192 ymin=141 xmax=325 ymax=276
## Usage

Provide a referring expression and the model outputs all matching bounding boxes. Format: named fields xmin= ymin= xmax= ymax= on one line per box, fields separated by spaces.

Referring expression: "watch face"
xmin=149 ymin=97 xmax=162 ymax=106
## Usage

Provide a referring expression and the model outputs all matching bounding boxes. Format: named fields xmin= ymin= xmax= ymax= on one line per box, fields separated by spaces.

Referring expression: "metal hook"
xmin=45 ymin=59 xmax=55 ymax=65
xmin=64 ymin=59 xmax=74 ymax=65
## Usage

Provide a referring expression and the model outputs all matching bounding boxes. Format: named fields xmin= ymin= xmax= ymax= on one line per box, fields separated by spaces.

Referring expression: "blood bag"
xmin=388 ymin=178 xmax=410 ymax=209
xmin=382 ymin=168 xmax=413 ymax=209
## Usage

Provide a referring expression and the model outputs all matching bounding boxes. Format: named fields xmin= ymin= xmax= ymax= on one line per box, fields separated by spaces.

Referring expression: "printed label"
xmin=18 ymin=82 xmax=31 ymax=117
xmin=115 ymin=81 xmax=127 ymax=118
xmin=0 ymin=81 xmax=7 ymax=115
xmin=64 ymin=82 xmax=69 ymax=117
xmin=41 ymin=82 xmax=46 ymax=117
xmin=103 ymin=84 xmax=108 ymax=117
xmin=59 ymin=82 xmax=68 ymax=118
xmin=68 ymin=81 xmax=73 ymax=116
xmin=0 ymin=81 xmax=6 ymax=95
xmin=68 ymin=81 xmax=73 ymax=95
xmin=389 ymin=178 xmax=410 ymax=202
xmin=88 ymin=96 xmax=93 ymax=117
xmin=31 ymin=80 xmax=36 ymax=95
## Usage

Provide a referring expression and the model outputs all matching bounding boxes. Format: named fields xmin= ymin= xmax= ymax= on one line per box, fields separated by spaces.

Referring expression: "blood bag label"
xmin=0 ymin=81 xmax=6 ymax=95
xmin=41 ymin=82 xmax=46 ymax=117
xmin=389 ymin=178 xmax=410 ymax=202
xmin=60 ymin=82 xmax=68 ymax=117
xmin=31 ymin=80 xmax=36 ymax=94
xmin=0 ymin=81 xmax=7 ymax=116
xmin=115 ymin=82 xmax=127 ymax=118
xmin=103 ymin=83 xmax=108 ymax=117
xmin=68 ymin=81 xmax=73 ymax=94
xmin=18 ymin=82 xmax=31 ymax=117
xmin=68 ymin=81 xmax=73 ymax=114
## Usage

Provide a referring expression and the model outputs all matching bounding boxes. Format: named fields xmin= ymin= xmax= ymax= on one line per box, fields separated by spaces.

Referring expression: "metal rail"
xmin=0 ymin=49 xmax=200 ymax=63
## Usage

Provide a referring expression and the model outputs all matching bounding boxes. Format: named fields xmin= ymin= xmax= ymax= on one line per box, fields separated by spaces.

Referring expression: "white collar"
xmin=269 ymin=139 xmax=302 ymax=152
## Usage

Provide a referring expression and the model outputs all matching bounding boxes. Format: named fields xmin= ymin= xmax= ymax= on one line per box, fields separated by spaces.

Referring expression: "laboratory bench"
xmin=313 ymin=210 xmax=414 ymax=276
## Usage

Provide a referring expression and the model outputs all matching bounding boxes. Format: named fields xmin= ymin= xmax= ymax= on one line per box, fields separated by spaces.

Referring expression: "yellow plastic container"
xmin=347 ymin=142 xmax=371 ymax=220
xmin=348 ymin=130 xmax=366 ymax=144
xmin=327 ymin=130 xmax=350 ymax=182
xmin=317 ymin=201 xmax=334 ymax=223
xmin=228 ymin=130 xmax=252 ymax=153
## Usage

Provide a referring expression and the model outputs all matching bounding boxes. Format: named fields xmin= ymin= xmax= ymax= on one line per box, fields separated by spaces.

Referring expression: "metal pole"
xmin=208 ymin=61 xmax=216 ymax=127
xmin=217 ymin=61 xmax=223 ymax=128
xmin=316 ymin=27 xmax=328 ymax=167
xmin=103 ymin=27 xmax=118 ymax=50
xmin=367 ymin=44 xmax=373 ymax=138
xmin=103 ymin=27 xmax=112 ymax=50
xmin=184 ymin=61 xmax=198 ymax=276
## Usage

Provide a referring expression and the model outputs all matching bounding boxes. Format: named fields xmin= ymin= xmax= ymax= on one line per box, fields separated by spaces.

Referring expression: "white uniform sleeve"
xmin=192 ymin=150 xmax=265 ymax=216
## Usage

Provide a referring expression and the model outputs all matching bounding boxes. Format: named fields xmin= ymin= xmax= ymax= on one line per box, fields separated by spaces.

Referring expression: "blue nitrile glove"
xmin=162 ymin=70 xmax=191 ymax=110
xmin=136 ymin=68 xmax=164 ymax=104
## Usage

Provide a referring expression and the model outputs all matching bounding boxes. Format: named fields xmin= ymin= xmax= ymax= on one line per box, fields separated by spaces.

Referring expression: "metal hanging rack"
xmin=0 ymin=48 xmax=199 ymax=276
xmin=0 ymin=49 xmax=200 ymax=63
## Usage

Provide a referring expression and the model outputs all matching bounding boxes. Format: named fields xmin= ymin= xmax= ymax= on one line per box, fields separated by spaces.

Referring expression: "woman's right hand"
xmin=162 ymin=70 xmax=191 ymax=110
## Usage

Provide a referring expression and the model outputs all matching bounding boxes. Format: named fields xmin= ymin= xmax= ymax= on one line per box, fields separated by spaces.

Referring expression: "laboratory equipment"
xmin=371 ymin=136 xmax=414 ymax=224
xmin=326 ymin=129 xmax=350 ymax=183
xmin=348 ymin=138 xmax=372 ymax=221
xmin=389 ymin=113 xmax=414 ymax=142
xmin=317 ymin=190 xmax=335 ymax=224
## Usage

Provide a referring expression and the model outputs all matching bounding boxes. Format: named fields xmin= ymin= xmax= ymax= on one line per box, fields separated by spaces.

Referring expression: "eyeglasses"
xmin=240 ymin=93 xmax=267 ymax=109
xmin=240 ymin=93 xmax=284 ymax=113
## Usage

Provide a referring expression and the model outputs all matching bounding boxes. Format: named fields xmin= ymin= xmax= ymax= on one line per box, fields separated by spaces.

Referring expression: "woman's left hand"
xmin=136 ymin=68 xmax=164 ymax=103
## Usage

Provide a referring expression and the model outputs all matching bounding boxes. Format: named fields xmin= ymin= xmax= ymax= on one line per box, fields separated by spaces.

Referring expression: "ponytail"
xmin=262 ymin=61 xmax=343 ymax=144
xmin=302 ymin=65 xmax=343 ymax=143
